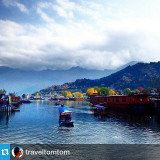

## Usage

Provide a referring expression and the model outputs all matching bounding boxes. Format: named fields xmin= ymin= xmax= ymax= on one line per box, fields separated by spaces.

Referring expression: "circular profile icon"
xmin=12 ymin=146 xmax=23 ymax=158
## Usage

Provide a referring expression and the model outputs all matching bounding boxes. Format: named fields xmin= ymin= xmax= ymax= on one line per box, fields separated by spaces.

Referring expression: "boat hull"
xmin=22 ymin=100 xmax=32 ymax=104
xmin=59 ymin=120 xmax=74 ymax=127
xmin=12 ymin=108 xmax=20 ymax=111
xmin=11 ymin=102 xmax=21 ymax=108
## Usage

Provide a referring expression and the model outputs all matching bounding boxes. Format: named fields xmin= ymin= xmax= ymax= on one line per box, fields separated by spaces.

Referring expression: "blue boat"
xmin=59 ymin=106 xmax=74 ymax=127
xmin=94 ymin=105 xmax=106 ymax=115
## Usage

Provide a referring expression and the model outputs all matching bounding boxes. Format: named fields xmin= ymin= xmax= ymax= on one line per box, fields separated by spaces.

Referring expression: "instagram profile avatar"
xmin=12 ymin=146 xmax=23 ymax=158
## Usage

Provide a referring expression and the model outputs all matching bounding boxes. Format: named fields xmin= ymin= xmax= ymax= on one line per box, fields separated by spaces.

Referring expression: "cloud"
xmin=2 ymin=0 xmax=29 ymax=13
xmin=36 ymin=2 xmax=54 ymax=23
xmin=0 ymin=0 xmax=160 ymax=70
xmin=52 ymin=0 xmax=76 ymax=18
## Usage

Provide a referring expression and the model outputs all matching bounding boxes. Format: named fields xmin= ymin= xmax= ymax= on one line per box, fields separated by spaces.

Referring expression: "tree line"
xmin=61 ymin=91 xmax=86 ymax=98
xmin=86 ymin=87 xmax=160 ymax=96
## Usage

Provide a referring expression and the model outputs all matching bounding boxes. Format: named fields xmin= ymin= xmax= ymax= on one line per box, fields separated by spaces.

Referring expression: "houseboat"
xmin=49 ymin=97 xmax=69 ymax=101
xmin=0 ymin=95 xmax=20 ymax=112
xmin=69 ymin=97 xmax=87 ymax=101
xmin=31 ymin=97 xmax=45 ymax=100
xmin=21 ymin=99 xmax=32 ymax=104
xmin=11 ymin=97 xmax=21 ymax=107
xmin=90 ymin=94 xmax=154 ymax=110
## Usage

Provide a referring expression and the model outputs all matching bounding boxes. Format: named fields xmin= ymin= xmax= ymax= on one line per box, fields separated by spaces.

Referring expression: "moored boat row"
xmin=49 ymin=97 xmax=87 ymax=101
xmin=90 ymin=94 xmax=160 ymax=113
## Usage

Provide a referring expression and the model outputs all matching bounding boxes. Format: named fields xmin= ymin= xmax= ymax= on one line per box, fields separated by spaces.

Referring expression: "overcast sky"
xmin=0 ymin=0 xmax=160 ymax=70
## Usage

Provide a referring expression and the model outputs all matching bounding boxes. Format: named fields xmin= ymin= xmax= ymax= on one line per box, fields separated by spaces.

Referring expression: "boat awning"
xmin=94 ymin=105 xmax=104 ymax=109
xmin=59 ymin=106 xmax=72 ymax=114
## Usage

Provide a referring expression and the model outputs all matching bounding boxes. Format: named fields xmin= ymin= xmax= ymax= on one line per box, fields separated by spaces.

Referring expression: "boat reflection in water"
xmin=92 ymin=104 xmax=160 ymax=127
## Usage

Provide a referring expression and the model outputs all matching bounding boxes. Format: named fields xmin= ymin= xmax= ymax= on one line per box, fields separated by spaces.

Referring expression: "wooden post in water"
xmin=0 ymin=105 xmax=12 ymax=112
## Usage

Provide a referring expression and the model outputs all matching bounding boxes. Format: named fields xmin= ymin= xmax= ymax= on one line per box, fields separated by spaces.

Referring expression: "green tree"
xmin=61 ymin=91 xmax=68 ymax=97
xmin=124 ymin=88 xmax=132 ymax=95
xmin=142 ymin=87 xmax=152 ymax=94
xmin=93 ymin=87 xmax=110 ymax=96
xmin=72 ymin=92 xmax=83 ymax=97
xmin=9 ymin=92 xmax=16 ymax=98
xmin=86 ymin=88 xmax=97 ymax=96
xmin=0 ymin=89 xmax=6 ymax=94
xmin=61 ymin=91 xmax=72 ymax=97
xmin=133 ymin=89 xmax=140 ymax=94
xmin=94 ymin=87 xmax=101 ymax=95
xmin=100 ymin=87 xmax=110 ymax=96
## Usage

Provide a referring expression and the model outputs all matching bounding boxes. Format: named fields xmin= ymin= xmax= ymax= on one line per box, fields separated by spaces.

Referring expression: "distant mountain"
xmin=114 ymin=61 xmax=140 ymax=72
xmin=38 ymin=62 xmax=160 ymax=94
xmin=0 ymin=61 xmax=139 ymax=95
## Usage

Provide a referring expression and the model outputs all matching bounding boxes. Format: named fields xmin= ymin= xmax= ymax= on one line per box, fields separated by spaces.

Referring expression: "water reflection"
xmin=1 ymin=101 xmax=160 ymax=144
xmin=108 ymin=109 xmax=152 ymax=124
xmin=58 ymin=126 xmax=74 ymax=133
xmin=92 ymin=106 xmax=160 ymax=131
xmin=0 ymin=112 xmax=15 ymax=125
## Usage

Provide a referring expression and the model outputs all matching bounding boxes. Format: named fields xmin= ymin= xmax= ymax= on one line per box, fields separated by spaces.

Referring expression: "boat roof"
xmin=94 ymin=105 xmax=104 ymax=108
xmin=59 ymin=106 xmax=72 ymax=114
xmin=95 ymin=94 xmax=151 ymax=98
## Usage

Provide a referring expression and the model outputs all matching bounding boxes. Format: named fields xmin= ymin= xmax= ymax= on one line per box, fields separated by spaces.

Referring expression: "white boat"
xmin=12 ymin=108 xmax=20 ymax=111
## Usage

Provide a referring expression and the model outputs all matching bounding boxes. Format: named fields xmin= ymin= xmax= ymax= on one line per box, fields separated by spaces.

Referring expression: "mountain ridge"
xmin=38 ymin=62 xmax=160 ymax=94
xmin=0 ymin=61 xmax=138 ymax=95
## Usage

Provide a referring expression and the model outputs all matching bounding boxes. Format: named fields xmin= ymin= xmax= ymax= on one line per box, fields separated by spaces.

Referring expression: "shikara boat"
xmin=94 ymin=105 xmax=107 ymax=115
xmin=12 ymin=107 xmax=20 ymax=111
xmin=59 ymin=106 xmax=74 ymax=127
xmin=21 ymin=99 xmax=32 ymax=103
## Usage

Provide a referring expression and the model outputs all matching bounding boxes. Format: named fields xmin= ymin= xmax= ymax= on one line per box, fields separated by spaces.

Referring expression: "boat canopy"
xmin=94 ymin=105 xmax=104 ymax=109
xmin=59 ymin=106 xmax=72 ymax=115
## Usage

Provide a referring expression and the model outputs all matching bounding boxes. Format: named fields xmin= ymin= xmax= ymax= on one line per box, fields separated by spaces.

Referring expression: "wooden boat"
xmin=90 ymin=94 xmax=154 ymax=110
xmin=12 ymin=108 xmax=20 ymax=111
xmin=50 ymin=97 xmax=69 ymax=101
xmin=69 ymin=97 xmax=87 ymax=101
xmin=59 ymin=106 xmax=74 ymax=127
xmin=55 ymin=102 xmax=60 ymax=105
xmin=11 ymin=101 xmax=21 ymax=108
xmin=31 ymin=97 xmax=45 ymax=100
xmin=59 ymin=119 xmax=74 ymax=127
xmin=94 ymin=105 xmax=107 ymax=115
xmin=11 ymin=105 xmax=20 ymax=111
xmin=22 ymin=99 xmax=32 ymax=103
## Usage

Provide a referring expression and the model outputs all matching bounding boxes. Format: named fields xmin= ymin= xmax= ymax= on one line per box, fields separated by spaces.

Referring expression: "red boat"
xmin=90 ymin=94 xmax=154 ymax=109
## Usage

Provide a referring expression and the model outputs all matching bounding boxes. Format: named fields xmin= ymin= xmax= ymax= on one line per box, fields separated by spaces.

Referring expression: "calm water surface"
xmin=1 ymin=101 xmax=160 ymax=144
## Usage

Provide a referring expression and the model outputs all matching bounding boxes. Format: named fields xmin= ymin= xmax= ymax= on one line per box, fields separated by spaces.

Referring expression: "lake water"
xmin=1 ymin=100 xmax=160 ymax=144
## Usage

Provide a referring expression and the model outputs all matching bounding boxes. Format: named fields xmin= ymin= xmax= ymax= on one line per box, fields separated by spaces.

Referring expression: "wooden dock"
xmin=0 ymin=105 xmax=12 ymax=112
